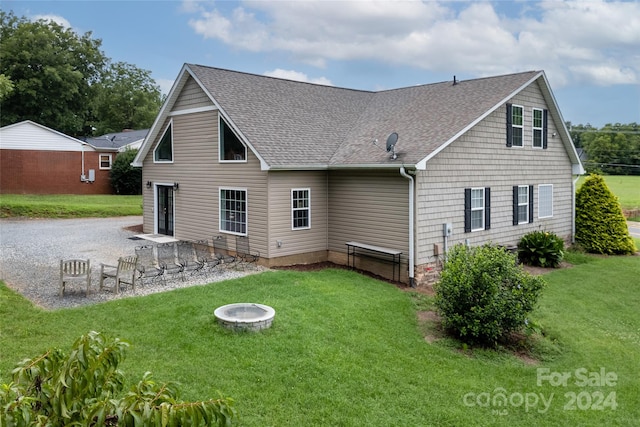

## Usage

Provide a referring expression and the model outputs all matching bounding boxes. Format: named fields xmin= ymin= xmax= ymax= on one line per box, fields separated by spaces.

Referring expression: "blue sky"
xmin=6 ymin=0 xmax=640 ymax=127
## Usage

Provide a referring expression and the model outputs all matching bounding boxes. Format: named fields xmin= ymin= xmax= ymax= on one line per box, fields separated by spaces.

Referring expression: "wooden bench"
xmin=345 ymin=241 xmax=402 ymax=281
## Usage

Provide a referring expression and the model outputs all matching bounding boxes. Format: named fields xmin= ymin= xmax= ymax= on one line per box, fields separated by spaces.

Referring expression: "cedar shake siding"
xmin=415 ymin=81 xmax=573 ymax=266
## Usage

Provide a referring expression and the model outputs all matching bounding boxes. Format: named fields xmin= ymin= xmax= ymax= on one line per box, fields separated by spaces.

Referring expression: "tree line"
xmin=568 ymin=122 xmax=640 ymax=176
xmin=0 ymin=10 xmax=162 ymax=137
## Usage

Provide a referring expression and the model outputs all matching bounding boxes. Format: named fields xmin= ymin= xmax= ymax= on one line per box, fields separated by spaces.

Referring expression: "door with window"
xmin=157 ymin=185 xmax=174 ymax=236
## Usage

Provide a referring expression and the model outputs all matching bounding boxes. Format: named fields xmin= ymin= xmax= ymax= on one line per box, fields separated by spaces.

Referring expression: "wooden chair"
xmin=59 ymin=259 xmax=91 ymax=296
xmin=99 ymin=255 xmax=137 ymax=294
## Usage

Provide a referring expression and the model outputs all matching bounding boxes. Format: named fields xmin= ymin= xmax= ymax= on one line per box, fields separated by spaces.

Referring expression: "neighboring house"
xmin=84 ymin=128 xmax=148 ymax=153
xmin=0 ymin=120 xmax=112 ymax=194
xmin=133 ymin=64 xmax=584 ymax=286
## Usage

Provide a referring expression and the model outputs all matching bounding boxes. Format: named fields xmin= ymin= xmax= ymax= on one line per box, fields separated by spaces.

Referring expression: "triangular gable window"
xmin=219 ymin=116 xmax=246 ymax=161
xmin=154 ymin=122 xmax=173 ymax=162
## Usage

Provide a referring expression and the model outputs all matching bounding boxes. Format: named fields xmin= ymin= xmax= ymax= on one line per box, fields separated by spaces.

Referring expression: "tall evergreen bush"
xmin=575 ymin=174 xmax=636 ymax=255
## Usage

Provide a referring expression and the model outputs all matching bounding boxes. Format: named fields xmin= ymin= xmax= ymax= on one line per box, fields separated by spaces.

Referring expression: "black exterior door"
xmin=157 ymin=185 xmax=174 ymax=236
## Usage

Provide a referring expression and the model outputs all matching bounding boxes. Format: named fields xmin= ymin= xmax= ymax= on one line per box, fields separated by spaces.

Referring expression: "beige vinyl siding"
xmin=172 ymin=76 xmax=213 ymax=111
xmin=141 ymin=109 xmax=268 ymax=257
xmin=267 ymin=171 xmax=328 ymax=258
xmin=415 ymin=80 xmax=574 ymax=265
xmin=328 ymin=170 xmax=409 ymax=257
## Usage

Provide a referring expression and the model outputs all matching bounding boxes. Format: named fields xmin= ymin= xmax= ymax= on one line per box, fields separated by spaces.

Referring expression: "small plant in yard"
xmin=0 ymin=331 xmax=236 ymax=426
xmin=518 ymin=230 xmax=564 ymax=268
xmin=434 ymin=244 xmax=546 ymax=346
xmin=575 ymin=174 xmax=636 ymax=255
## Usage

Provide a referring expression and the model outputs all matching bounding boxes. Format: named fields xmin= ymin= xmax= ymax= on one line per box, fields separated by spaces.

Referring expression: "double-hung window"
xmin=220 ymin=188 xmax=247 ymax=235
xmin=513 ymin=185 xmax=534 ymax=225
xmin=464 ymin=187 xmax=491 ymax=232
xmin=99 ymin=154 xmax=112 ymax=170
xmin=291 ymin=188 xmax=310 ymax=230
xmin=532 ymin=108 xmax=544 ymax=148
xmin=506 ymin=104 xmax=524 ymax=147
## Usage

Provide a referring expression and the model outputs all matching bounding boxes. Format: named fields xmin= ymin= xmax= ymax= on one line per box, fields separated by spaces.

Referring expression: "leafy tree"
xmin=110 ymin=148 xmax=142 ymax=195
xmin=92 ymin=61 xmax=162 ymax=135
xmin=0 ymin=11 xmax=162 ymax=137
xmin=434 ymin=244 xmax=546 ymax=346
xmin=0 ymin=73 xmax=14 ymax=101
xmin=575 ymin=174 xmax=636 ymax=255
xmin=0 ymin=10 xmax=106 ymax=136
xmin=574 ymin=122 xmax=640 ymax=176
xmin=0 ymin=331 xmax=237 ymax=426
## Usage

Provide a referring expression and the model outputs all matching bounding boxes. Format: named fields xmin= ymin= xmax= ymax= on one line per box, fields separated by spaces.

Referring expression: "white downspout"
xmin=572 ymin=175 xmax=580 ymax=243
xmin=400 ymin=167 xmax=415 ymax=288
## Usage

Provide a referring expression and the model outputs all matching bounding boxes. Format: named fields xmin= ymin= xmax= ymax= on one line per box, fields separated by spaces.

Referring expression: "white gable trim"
xmin=415 ymin=73 xmax=543 ymax=170
xmin=168 ymin=105 xmax=216 ymax=116
xmin=415 ymin=71 xmax=584 ymax=174
xmin=133 ymin=64 xmax=270 ymax=170
xmin=186 ymin=67 xmax=270 ymax=171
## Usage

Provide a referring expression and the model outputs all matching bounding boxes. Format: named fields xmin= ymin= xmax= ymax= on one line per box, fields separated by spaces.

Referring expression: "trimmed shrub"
xmin=575 ymin=174 xmax=636 ymax=255
xmin=434 ymin=244 xmax=546 ymax=346
xmin=518 ymin=230 xmax=565 ymax=268
xmin=110 ymin=148 xmax=142 ymax=195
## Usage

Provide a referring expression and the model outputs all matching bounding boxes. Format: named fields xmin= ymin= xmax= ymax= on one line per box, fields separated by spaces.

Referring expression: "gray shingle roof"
xmin=187 ymin=64 xmax=541 ymax=168
xmin=85 ymin=129 xmax=148 ymax=150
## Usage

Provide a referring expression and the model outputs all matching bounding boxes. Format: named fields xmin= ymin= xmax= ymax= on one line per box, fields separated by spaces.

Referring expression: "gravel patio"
xmin=0 ymin=216 xmax=263 ymax=310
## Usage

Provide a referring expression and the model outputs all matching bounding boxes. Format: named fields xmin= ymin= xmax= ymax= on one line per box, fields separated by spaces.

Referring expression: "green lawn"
xmin=2 ymin=258 xmax=638 ymax=426
xmin=578 ymin=175 xmax=640 ymax=211
xmin=0 ymin=194 xmax=142 ymax=218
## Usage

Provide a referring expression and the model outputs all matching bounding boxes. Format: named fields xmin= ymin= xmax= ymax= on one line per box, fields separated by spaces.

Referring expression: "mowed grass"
xmin=2 ymin=259 xmax=639 ymax=426
xmin=578 ymin=175 xmax=640 ymax=211
xmin=0 ymin=194 xmax=142 ymax=218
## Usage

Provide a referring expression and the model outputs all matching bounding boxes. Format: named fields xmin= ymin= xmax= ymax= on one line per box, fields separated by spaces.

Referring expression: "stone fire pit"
xmin=214 ymin=303 xmax=275 ymax=332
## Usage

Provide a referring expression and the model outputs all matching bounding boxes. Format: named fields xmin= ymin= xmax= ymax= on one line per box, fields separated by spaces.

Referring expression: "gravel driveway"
xmin=0 ymin=216 xmax=260 ymax=310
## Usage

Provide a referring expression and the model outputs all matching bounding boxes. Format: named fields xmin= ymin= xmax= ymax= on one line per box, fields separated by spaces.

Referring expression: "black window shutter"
xmin=529 ymin=185 xmax=534 ymax=223
xmin=506 ymin=104 xmax=513 ymax=147
xmin=464 ymin=188 xmax=471 ymax=233
xmin=543 ymin=109 xmax=548 ymax=149
xmin=512 ymin=186 xmax=519 ymax=225
xmin=484 ymin=187 xmax=491 ymax=230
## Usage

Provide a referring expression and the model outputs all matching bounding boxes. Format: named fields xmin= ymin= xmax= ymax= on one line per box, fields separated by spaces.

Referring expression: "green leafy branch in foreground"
xmin=0 ymin=331 xmax=236 ymax=426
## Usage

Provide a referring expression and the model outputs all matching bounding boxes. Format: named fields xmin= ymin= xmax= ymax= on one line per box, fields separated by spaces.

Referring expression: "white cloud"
xmin=185 ymin=0 xmax=640 ymax=87
xmin=264 ymin=69 xmax=333 ymax=86
xmin=31 ymin=14 xmax=71 ymax=28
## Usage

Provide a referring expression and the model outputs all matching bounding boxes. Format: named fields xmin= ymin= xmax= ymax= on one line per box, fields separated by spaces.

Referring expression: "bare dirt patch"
xmin=124 ymin=223 xmax=143 ymax=233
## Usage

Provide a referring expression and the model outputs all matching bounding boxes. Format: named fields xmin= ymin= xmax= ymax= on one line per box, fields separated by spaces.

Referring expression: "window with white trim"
xmin=471 ymin=188 xmax=485 ymax=230
xmin=99 ymin=154 xmax=112 ymax=170
xmin=507 ymin=104 xmax=524 ymax=147
xmin=154 ymin=121 xmax=173 ymax=162
xmin=533 ymin=108 xmax=544 ymax=148
xmin=219 ymin=115 xmax=247 ymax=161
xmin=291 ymin=189 xmax=310 ymax=230
xmin=538 ymin=184 xmax=553 ymax=218
xmin=465 ymin=187 xmax=491 ymax=232
xmin=517 ymin=185 xmax=529 ymax=224
xmin=219 ymin=188 xmax=247 ymax=235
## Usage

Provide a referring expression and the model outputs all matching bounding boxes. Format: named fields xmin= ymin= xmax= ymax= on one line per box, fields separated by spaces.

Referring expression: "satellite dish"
xmin=386 ymin=132 xmax=399 ymax=160
xmin=386 ymin=132 xmax=398 ymax=152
